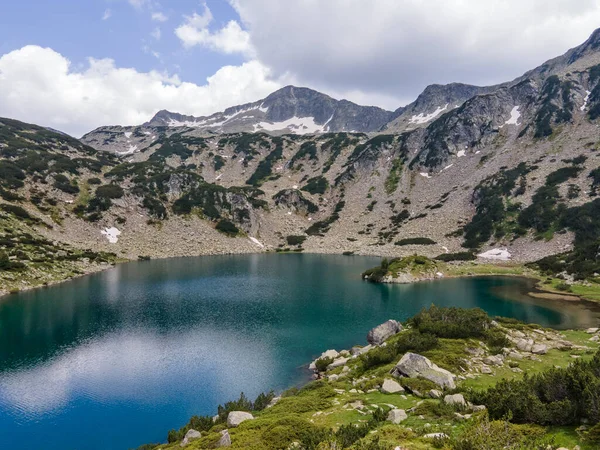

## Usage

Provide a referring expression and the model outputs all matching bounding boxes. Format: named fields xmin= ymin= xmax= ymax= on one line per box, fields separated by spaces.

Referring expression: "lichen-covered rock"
xmin=392 ymin=353 xmax=456 ymax=389
xmin=381 ymin=379 xmax=404 ymax=394
xmin=444 ymin=393 xmax=467 ymax=407
xmin=387 ymin=409 xmax=408 ymax=424
xmin=531 ymin=344 xmax=548 ymax=355
xmin=217 ymin=430 xmax=232 ymax=447
xmin=180 ymin=429 xmax=201 ymax=447
xmin=227 ymin=411 xmax=254 ymax=428
xmin=367 ymin=320 xmax=402 ymax=345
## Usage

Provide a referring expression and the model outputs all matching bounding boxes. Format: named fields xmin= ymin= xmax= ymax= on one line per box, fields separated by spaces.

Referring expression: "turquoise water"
xmin=0 ymin=254 xmax=593 ymax=449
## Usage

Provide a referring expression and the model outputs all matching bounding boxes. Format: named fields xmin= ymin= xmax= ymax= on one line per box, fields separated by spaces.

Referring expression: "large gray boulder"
xmin=227 ymin=411 xmax=254 ymax=428
xmin=444 ymin=394 xmax=467 ymax=408
xmin=367 ymin=320 xmax=402 ymax=345
xmin=381 ymin=378 xmax=404 ymax=394
xmin=180 ymin=429 xmax=201 ymax=447
xmin=217 ymin=430 xmax=232 ymax=447
xmin=387 ymin=409 xmax=408 ymax=424
xmin=391 ymin=353 xmax=456 ymax=389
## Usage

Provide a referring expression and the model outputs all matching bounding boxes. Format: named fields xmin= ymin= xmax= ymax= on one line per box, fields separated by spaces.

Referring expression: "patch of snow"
xmin=287 ymin=211 xmax=292 ymax=215
xmin=143 ymin=131 xmax=152 ymax=135
xmin=253 ymin=116 xmax=328 ymax=135
xmin=441 ymin=246 xmax=449 ymax=253
xmin=249 ymin=237 xmax=264 ymax=248
xmin=64 ymin=200 xmax=73 ymax=204
xmin=124 ymin=131 xmax=132 ymax=139
xmin=215 ymin=174 xmax=223 ymax=181
xmin=581 ymin=90 xmax=591 ymax=111
xmin=475 ymin=151 xmax=481 ymax=154
xmin=457 ymin=150 xmax=466 ymax=158
xmin=477 ymin=248 xmax=511 ymax=261
xmin=258 ymin=103 xmax=269 ymax=113
xmin=442 ymin=164 xmax=454 ymax=171
xmin=500 ymin=106 xmax=521 ymax=127
xmin=409 ymin=104 xmax=449 ymax=125
xmin=308 ymin=217 xmax=312 ymax=221
xmin=419 ymin=172 xmax=431 ymax=179
xmin=292 ymin=185 xmax=298 ymax=189
xmin=117 ymin=145 xmax=138 ymax=156
xmin=101 ymin=227 xmax=121 ymax=244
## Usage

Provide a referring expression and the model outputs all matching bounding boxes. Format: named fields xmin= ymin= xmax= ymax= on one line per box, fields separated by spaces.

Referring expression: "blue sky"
xmin=1 ymin=0 xmax=599 ymax=136
xmin=1 ymin=0 xmax=244 ymax=85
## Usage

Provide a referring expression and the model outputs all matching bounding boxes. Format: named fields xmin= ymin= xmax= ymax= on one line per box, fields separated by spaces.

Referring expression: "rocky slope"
xmin=5 ymin=31 xmax=600 ymax=293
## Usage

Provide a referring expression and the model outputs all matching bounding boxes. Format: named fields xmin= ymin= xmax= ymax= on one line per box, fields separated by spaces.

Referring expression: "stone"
xmin=590 ymin=335 xmax=600 ymax=342
xmin=180 ymin=429 xmax=201 ymax=447
xmin=480 ymin=365 xmax=493 ymax=374
xmin=471 ymin=405 xmax=486 ymax=412
xmin=586 ymin=328 xmax=599 ymax=334
xmin=327 ymin=357 xmax=349 ymax=370
xmin=387 ymin=409 xmax=408 ymax=424
xmin=428 ymin=389 xmax=443 ymax=399
xmin=531 ymin=344 xmax=548 ymax=355
xmin=227 ymin=411 xmax=254 ymax=428
xmin=483 ymin=355 xmax=503 ymax=366
xmin=381 ymin=379 xmax=404 ymax=394
xmin=444 ymin=394 xmax=467 ymax=408
xmin=516 ymin=338 xmax=534 ymax=352
xmin=266 ymin=397 xmax=281 ymax=408
xmin=367 ymin=320 xmax=402 ymax=345
xmin=465 ymin=347 xmax=484 ymax=356
xmin=454 ymin=412 xmax=472 ymax=420
xmin=508 ymin=351 xmax=523 ymax=360
xmin=328 ymin=374 xmax=339 ymax=382
xmin=216 ymin=430 xmax=232 ymax=447
xmin=424 ymin=433 xmax=449 ymax=439
xmin=392 ymin=353 xmax=456 ymax=389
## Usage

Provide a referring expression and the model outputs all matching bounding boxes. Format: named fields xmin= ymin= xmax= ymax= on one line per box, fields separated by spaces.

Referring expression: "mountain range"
xmin=3 ymin=29 xmax=600 ymax=294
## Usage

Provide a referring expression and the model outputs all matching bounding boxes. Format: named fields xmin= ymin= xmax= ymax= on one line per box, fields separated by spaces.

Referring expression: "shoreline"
xmin=1 ymin=250 xmax=596 ymax=308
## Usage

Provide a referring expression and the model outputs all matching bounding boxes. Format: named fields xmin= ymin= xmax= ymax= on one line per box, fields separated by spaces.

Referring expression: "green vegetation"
xmin=362 ymin=255 xmax=440 ymax=282
xmin=395 ymin=237 xmax=436 ymax=246
xmin=385 ymin=157 xmax=403 ymax=194
xmin=305 ymin=200 xmax=345 ymax=236
xmin=436 ymin=252 xmax=476 ymax=262
xmin=215 ymin=219 xmax=240 ymax=237
xmin=286 ymin=235 xmax=307 ymax=246
xmin=146 ymin=307 xmax=599 ymax=449
xmin=301 ymin=176 xmax=329 ymax=195
xmin=290 ymin=141 xmax=318 ymax=168
xmin=534 ymin=75 xmax=574 ymax=138
xmin=246 ymin=138 xmax=284 ymax=186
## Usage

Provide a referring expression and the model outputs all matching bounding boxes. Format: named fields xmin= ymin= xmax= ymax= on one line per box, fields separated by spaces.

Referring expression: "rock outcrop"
xmin=227 ymin=411 xmax=254 ymax=428
xmin=367 ymin=320 xmax=402 ymax=345
xmin=381 ymin=378 xmax=404 ymax=394
xmin=391 ymin=352 xmax=456 ymax=389
xmin=387 ymin=409 xmax=408 ymax=424
xmin=180 ymin=429 xmax=201 ymax=447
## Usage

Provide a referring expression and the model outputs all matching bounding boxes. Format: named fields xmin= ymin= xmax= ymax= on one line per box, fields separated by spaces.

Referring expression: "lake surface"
xmin=1 ymin=253 xmax=598 ymax=449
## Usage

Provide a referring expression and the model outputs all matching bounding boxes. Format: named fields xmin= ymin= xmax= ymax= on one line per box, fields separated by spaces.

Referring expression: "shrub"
xmin=395 ymin=237 xmax=436 ymax=246
xmin=301 ymin=176 xmax=329 ymax=195
xmin=95 ymin=184 xmax=124 ymax=199
xmin=315 ymin=357 xmax=333 ymax=372
xmin=286 ymin=235 xmax=307 ymax=246
xmin=435 ymin=252 xmax=476 ymax=262
xmin=215 ymin=219 xmax=239 ymax=237
xmin=408 ymin=306 xmax=491 ymax=339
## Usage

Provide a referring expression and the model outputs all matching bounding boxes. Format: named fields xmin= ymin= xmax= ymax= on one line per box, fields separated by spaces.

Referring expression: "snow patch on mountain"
xmin=253 ymin=116 xmax=328 ymax=135
xmin=581 ymin=91 xmax=591 ymax=111
xmin=477 ymin=248 xmax=511 ymax=261
xmin=409 ymin=104 xmax=449 ymax=125
xmin=500 ymin=106 xmax=521 ymax=128
xmin=101 ymin=227 xmax=121 ymax=244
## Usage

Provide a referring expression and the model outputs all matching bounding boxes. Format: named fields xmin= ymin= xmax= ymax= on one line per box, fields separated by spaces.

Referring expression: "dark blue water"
xmin=0 ymin=254 xmax=593 ymax=449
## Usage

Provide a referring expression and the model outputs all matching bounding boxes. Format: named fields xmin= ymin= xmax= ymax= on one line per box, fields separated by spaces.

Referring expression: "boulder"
xmin=444 ymin=394 xmax=467 ymax=408
xmin=217 ymin=430 xmax=232 ymax=447
xmin=531 ymin=344 xmax=548 ymax=355
xmin=351 ymin=345 xmax=373 ymax=356
xmin=327 ymin=357 xmax=349 ymax=370
xmin=428 ymin=389 xmax=443 ymax=399
xmin=516 ymin=338 xmax=534 ymax=352
xmin=424 ymin=433 xmax=449 ymax=439
xmin=586 ymin=328 xmax=599 ymax=334
xmin=381 ymin=379 xmax=404 ymax=394
xmin=321 ymin=349 xmax=339 ymax=359
xmin=180 ymin=429 xmax=201 ymax=447
xmin=391 ymin=353 xmax=456 ymax=389
xmin=480 ymin=365 xmax=493 ymax=374
xmin=471 ymin=405 xmax=487 ymax=412
xmin=367 ymin=320 xmax=402 ymax=345
xmin=387 ymin=409 xmax=408 ymax=424
xmin=483 ymin=355 xmax=503 ymax=366
xmin=227 ymin=411 xmax=254 ymax=428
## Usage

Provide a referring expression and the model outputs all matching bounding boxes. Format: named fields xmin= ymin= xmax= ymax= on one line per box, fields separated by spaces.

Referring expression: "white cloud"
xmin=175 ymin=4 xmax=253 ymax=56
xmin=128 ymin=0 xmax=147 ymax=9
xmin=0 ymin=46 xmax=282 ymax=137
xmin=228 ymin=0 xmax=600 ymax=102
xmin=151 ymin=12 xmax=168 ymax=22
xmin=151 ymin=27 xmax=161 ymax=40
xmin=102 ymin=8 xmax=112 ymax=20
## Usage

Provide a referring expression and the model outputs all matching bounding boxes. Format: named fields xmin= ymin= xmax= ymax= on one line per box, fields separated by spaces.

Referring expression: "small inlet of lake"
xmin=1 ymin=254 xmax=598 ymax=449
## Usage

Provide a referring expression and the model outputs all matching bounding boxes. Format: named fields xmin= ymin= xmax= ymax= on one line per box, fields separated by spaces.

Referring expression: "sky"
xmin=1 ymin=0 xmax=600 ymax=137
